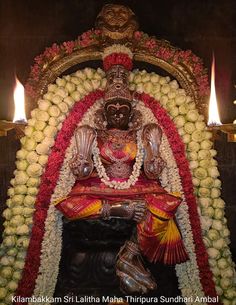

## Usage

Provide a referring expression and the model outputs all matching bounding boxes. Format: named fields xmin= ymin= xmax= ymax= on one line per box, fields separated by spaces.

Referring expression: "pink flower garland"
xmin=15 ymin=90 xmax=104 ymax=303
xmin=134 ymin=31 xmax=210 ymax=98
xmin=139 ymin=92 xmax=220 ymax=304
xmin=15 ymin=90 xmax=219 ymax=304
xmin=25 ymin=29 xmax=101 ymax=98
xmin=25 ymin=30 xmax=209 ymax=100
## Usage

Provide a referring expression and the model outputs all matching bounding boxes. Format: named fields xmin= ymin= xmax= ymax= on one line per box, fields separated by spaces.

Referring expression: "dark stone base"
xmin=54 ymin=219 xmax=183 ymax=304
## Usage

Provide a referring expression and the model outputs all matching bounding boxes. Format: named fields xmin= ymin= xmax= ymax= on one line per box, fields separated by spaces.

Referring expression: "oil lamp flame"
xmin=13 ymin=77 xmax=27 ymax=123
xmin=208 ymin=55 xmax=222 ymax=126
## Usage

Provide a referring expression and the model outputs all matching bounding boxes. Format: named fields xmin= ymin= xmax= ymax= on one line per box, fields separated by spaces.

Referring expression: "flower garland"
xmin=15 ymin=90 xmax=104 ymax=302
xmin=25 ymin=30 xmax=209 ymax=100
xmin=17 ymin=89 xmax=218 ymax=303
xmin=1 ymin=67 xmax=235 ymax=304
xmin=32 ymin=99 xmax=103 ymax=298
xmin=25 ymin=29 xmax=102 ymax=98
xmin=103 ymin=53 xmax=133 ymax=72
xmin=102 ymin=44 xmax=133 ymax=60
xmin=138 ymin=92 xmax=219 ymax=302
xmin=161 ymin=138 xmax=206 ymax=303
xmin=92 ymin=129 xmax=144 ymax=189
xmin=102 ymin=44 xmax=133 ymax=71
xmin=32 ymin=144 xmax=75 ymax=298
xmin=133 ymin=31 xmax=209 ymax=97
xmin=135 ymin=103 xmax=207 ymax=303
xmin=31 ymin=205 xmax=62 ymax=300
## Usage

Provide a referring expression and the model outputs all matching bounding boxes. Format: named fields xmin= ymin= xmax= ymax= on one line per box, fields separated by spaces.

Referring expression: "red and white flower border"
xmin=102 ymin=44 xmax=133 ymax=72
xmin=25 ymin=29 xmax=209 ymax=100
xmin=18 ymin=87 xmax=217 ymax=303
xmin=0 ymin=68 xmax=235 ymax=304
xmin=32 ymin=98 xmax=208 ymax=303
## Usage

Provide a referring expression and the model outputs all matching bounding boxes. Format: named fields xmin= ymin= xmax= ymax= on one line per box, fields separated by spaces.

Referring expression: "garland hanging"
xmin=1 ymin=68 xmax=234 ymax=305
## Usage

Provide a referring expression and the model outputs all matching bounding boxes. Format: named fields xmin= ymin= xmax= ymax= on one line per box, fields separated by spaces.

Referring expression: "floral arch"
xmin=0 ymin=4 xmax=235 ymax=305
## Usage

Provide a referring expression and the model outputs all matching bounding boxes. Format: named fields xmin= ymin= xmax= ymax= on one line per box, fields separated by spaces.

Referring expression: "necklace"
xmin=105 ymin=145 xmax=130 ymax=163
xmin=105 ymin=145 xmax=132 ymax=178
xmin=93 ymin=129 xmax=144 ymax=189
xmin=99 ymin=129 xmax=135 ymax=150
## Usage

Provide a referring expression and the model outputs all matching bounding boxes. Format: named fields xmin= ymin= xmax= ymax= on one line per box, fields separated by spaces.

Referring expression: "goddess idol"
xmin=54 ymin=45 xmax=189 ymax=294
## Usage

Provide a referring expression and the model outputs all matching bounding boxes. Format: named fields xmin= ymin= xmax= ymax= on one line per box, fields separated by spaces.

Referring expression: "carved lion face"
xmin=96 ymin=4 xmax=137 ymax=30
xmin=102 ymin=5 xmax=131 ymax=27
xmin=96 ymin=4 xmax=138 ymax=39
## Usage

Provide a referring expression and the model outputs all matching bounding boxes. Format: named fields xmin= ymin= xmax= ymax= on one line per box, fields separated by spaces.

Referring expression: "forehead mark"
xmin=107 ymin=103 xmax=130 ymax=111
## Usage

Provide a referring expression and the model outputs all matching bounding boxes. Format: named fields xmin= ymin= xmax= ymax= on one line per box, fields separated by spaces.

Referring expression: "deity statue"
xmin=55 ymin=45 xmax=188 ymax=294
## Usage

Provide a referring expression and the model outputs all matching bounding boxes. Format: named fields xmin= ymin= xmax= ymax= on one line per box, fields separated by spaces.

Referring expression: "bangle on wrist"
xmin=101 ymin=200 xmax=111 ymax=220
xmin=122 ymin=202 xmax=135 ymax=220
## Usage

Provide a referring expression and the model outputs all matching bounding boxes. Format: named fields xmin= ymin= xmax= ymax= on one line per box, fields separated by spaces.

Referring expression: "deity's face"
xmin=105 ymin=100 xmax=132 ymax=130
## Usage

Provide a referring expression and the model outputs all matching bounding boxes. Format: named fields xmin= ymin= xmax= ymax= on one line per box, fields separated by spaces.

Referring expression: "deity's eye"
xmin=119 ymin=10 xmax=127 ymax=19
xmin=108 ymin=107 xmax=117 ymax=115
xmin=121 ymin=72 xmax=128 ymax=81
xmin=106 ymin=10 xmax=114 ymax=18
xmin=119 ymin=106 xmax=130 ymax=114
xmin=108 ymin=75 xmax=114 ymax=83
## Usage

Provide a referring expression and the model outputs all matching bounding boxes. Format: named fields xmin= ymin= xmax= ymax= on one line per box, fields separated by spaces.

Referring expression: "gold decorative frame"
xmin=27 ymin=4 xmax=208 ymax=119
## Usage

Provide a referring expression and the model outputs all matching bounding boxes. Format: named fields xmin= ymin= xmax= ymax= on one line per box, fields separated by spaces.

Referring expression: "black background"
xmin=0 ymin=0 xmax=236 ymax=122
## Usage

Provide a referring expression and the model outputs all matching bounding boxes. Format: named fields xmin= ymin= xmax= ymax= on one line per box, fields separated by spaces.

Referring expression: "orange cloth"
xmin=55 ymin=131 xmax=188 ymax=264
xmin=56 ymin=195 xmax=102 ymax=220
xmin=137 ymin=193 xmax=188 ymax=264
xmin=55 ymin=177 xmax=188 ymax=265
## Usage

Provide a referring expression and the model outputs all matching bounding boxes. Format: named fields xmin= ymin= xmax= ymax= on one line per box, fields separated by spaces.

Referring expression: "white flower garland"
xmin=35 ymin=91 xmax=206 ymax=303
xmin=131 ymin=71 xmax=236 ymax=304
xmin=130 ymin=100 xmax=207 ymax=302
xmin=92 ymin=129 xmax=144 ymax=189
xmin=102 ymin=44 xmax=133 ymax=59
xmin=2 ymin=67 xmax=235 ymax=305
xmin=32 ymin=100 xmax=103 ymax=299
xmin=27 ymin=71 xmax=209 ymax=303
xmin=138 ymin=103 xmax=206 ymax=303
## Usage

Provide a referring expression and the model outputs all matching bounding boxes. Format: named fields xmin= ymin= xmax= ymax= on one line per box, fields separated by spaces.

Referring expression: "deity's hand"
xmin=142 ymin=123 xmax=166 ymax=179
xmin=144 ymin=156 xmax=166 ymax=180
xmin=101 ymin=200 xmax=146 ymax=223
xmin=130 ymin=200 xmax=146 ymax=223
xmin=70 ymin=125 xmax=96 ymax=180
xmin=69 ymin=155 xmax=94 ymax=179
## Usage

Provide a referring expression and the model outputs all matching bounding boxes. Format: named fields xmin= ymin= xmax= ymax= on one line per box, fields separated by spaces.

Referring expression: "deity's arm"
xmin=58 ymin=125 xmax=146 ymax=222
xmin=70 ymin=125 xmax=96 ymax=180
xmin=55 ymin=195 xmax=146 ymax=223
xmin=142 ymin=123 xmax=166 ymax=179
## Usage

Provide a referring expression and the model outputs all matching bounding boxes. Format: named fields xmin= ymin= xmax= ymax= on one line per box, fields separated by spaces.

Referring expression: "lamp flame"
xmin=13 ymin=77 xmax=27 ymax=123
xmin=208 ymin=55 xmax=222 ymax=126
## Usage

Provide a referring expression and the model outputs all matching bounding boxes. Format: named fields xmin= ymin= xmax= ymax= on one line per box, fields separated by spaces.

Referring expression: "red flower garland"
xmin=103 ymin=53 xmax=133 ymax=71
xmin=15 ymin=90 xmax=220 ymax=305
xmin=133 ymin=31 xmax=210 ymax=98
xmin=25 ymin=30 xmax=209 ymax=100
xmin=15 ymin=90 xmax=104 ymax=303
xmin=139 ymin=92 xmax=220 ymax=304
xmin=25 ymin=29 xmax=102 ymax=98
